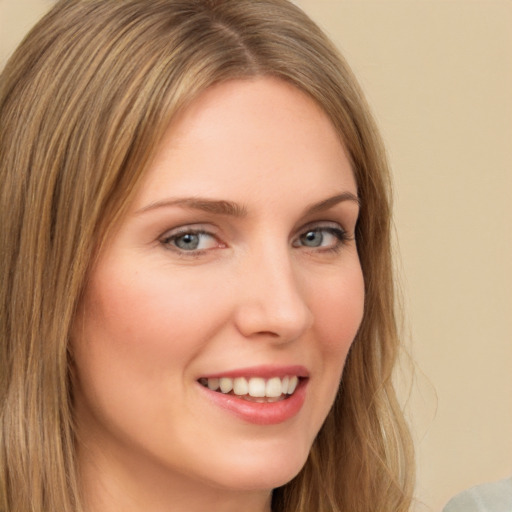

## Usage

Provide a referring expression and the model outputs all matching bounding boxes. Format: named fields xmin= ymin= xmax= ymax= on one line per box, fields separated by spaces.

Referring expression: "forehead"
xmin=132 ymin=77 xmax=356 ymax=212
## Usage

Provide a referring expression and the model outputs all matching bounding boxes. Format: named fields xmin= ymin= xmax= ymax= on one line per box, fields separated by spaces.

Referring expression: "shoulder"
xmin=442 ymin=477 xmax=512 ymax=512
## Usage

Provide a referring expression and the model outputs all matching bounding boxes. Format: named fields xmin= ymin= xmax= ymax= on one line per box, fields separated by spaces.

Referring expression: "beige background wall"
xmin=1 ymin=1 xmax=511 ymax=511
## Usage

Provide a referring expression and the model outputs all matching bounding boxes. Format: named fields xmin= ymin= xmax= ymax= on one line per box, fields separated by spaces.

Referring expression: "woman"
xmin=0 ymin=0 xmax=414 ymax=511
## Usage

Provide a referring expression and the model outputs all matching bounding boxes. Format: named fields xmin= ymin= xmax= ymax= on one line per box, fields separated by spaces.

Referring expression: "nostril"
xmin=253 ymin=331 xmax=280 ymax=338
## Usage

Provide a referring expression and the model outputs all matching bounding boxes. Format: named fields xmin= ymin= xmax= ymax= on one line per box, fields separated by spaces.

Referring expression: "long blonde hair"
xmin=0 ymin=1 xmax=414 ymax=510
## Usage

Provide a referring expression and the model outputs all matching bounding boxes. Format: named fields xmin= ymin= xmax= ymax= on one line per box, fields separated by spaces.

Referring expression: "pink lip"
xmin=197 ymin=366 xmax=309 ymax=426
xmin=199 ymin=364 xmax=309 ymax=380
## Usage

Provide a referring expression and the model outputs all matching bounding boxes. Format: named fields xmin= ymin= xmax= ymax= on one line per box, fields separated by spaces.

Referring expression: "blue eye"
xmin=294 ymin=226 xmax=349 ymax=250
xmin=174 ymin=233 xmax=201 ymax=250
xmin=300 ymin=230 xmax=325 ymax=247
xmin=162 ymin=230 xmax=219 ymax=252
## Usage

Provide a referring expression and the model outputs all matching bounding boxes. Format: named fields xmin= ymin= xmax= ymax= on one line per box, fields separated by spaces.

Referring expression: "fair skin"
xmin=71 ymin=77 xmax=364 ymax=512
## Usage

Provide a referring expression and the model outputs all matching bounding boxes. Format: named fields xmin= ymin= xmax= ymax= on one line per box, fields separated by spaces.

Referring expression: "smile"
xmin=198 ymin=376 xmax=299 ymax=402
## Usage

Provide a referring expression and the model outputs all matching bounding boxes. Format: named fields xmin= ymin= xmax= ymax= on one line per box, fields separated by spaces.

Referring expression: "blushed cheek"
xmin=314 ymin=270 xmax=365 ymax=357
xmin=78 ymin=265 xmax=231 ymax=368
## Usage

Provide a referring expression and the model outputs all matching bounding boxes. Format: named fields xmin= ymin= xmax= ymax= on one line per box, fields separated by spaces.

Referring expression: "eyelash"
xmin=292 ymin=225 xmax=352 ymax=253
xmin=160 ymin=228 xmax=222 ymax=255
xmin=160 ymin=223 xmax=353 ymax=256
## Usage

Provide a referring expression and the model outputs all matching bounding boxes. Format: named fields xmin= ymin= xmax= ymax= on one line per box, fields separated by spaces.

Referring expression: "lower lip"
xmin=199 ymin=379 xmax=308 ymax=425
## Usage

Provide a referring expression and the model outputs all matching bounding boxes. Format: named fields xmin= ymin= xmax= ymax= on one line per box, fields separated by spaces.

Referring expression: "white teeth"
xmin=266 ymin=377 xmax=283 ymax=397
xmin=248 ymin=377 xmax=266 ymax=397
xmin=287 ymin=376 xmax=299 ymax=394
xmin=233 ymin=377 xmax=248 ymax=395
xmin=219 ymin=377 xmax=233 ymax=393
xmin=201 ymin=375 xmax=301 ymax=398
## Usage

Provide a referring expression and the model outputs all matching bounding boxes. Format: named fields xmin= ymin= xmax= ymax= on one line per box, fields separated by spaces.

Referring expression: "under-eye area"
xmin=198 ymin=376 xmax=304 ymax=403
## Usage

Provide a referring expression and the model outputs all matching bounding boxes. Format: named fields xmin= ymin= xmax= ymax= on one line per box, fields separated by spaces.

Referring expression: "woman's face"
xmin=71 ymin=78 xmax=364 ymax=504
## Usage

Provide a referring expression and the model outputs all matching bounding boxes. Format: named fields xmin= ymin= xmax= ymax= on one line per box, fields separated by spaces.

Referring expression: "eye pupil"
xmin=175 ymin=233 xmax=200 ymax=250
xmin=301 ymin=230 xmax=323 ymax=247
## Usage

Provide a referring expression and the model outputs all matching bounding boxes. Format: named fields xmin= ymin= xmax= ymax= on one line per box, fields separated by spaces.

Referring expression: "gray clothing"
xmin=442 ymin=477 xmax=512 ymax=512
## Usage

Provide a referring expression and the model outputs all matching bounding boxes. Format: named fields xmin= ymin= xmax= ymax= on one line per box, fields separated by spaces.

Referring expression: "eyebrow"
xmin=135 ymin=198 xmax=248 ymax=217
xmin=135 ymin=192 xmax=360 ymax=217
xmin=304 ymin=192 xmax=360 ymax=215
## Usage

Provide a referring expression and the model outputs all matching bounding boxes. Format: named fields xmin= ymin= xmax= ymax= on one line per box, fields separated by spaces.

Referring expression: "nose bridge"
xmin=234 ymin=241 xmax=313 ymax=340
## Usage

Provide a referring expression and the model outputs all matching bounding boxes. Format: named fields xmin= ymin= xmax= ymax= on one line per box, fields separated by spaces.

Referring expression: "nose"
xmin=233 ymin=247 xmax=313 ymax=342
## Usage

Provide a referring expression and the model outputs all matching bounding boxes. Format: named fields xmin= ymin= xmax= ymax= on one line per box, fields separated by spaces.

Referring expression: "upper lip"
xmin=199 ymin=365 xmax=309 ymax=380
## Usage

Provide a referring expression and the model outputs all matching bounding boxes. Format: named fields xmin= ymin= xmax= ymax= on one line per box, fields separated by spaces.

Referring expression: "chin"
xmin=205 ymin=441 xmax=311 ymax=492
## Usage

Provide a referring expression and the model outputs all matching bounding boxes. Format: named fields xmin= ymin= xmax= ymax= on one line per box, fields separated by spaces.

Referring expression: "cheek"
xmin=293 ymin=262 xmax=364 ymax=449
xmin=70 ymin=261 xmax=233 ymax=441
xmin=309 ymin=263 xmax=365 ymax=358
xmin=305 ymin=260 xmax=364 ymax=423
xmin=76 ymin=263 xmax=227 ymax=368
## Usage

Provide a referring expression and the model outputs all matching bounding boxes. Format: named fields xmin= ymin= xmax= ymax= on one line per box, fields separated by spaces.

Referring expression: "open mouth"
xmin=198 ymin=376 xmax=301 ymax=403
